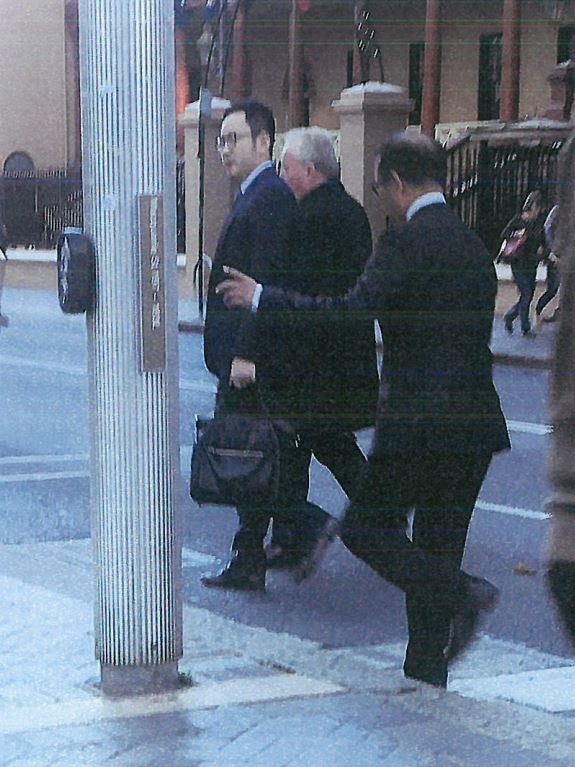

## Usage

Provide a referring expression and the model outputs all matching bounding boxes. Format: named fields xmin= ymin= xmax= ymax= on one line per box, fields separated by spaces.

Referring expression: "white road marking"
xmin=475 ymin=500 xmax=550 ymax=521
xmin=0 ymin=453 xmax=88 ymax=465
xmin=180 ymin=379 xmax=217 ymax=393
xmin=0 ymin=470 xmax=88 ymax=483
xmin=0 ymin=354 xmax=85 ymax=376
xmin=507 ymin=419 xmax=552 ymax=436
xmin=0 ymin=355 xmax=556 ymax=432
xmin=0 ymin=354 xmax=217 ymax=393
xmin=0 ymin=675 xmax=343 ymax=736
xmin=0 ymin=452 xmax=551 ymax=523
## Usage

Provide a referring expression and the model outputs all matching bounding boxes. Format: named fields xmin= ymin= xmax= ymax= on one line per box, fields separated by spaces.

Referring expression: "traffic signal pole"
xmin=78 ymin=0 xmax=182 ymax=695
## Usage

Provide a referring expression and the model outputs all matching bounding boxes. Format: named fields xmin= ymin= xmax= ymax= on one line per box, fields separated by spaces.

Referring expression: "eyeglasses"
xmin=215 ymin=132 xmax=252 ymax=153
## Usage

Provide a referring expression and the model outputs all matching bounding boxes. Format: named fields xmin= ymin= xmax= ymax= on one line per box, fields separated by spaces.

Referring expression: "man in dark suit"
xmin=216 ymin=132 xmax=511 ymax=686
xmin=266 ymin=127 xmax=378 ymax=573
xmin=201 ymin=100 xmax=318 ymax=592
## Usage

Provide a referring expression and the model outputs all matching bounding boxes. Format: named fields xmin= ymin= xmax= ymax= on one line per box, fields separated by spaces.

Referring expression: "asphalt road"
xmin=0 ymin=287 xmax=572 ymax=665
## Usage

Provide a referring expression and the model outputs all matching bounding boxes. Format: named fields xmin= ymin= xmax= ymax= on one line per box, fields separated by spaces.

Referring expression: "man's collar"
xmin=240 ymin=161 xmax=274 ymax=195
xmin=406 ymin=191 xmax=446 ymax=221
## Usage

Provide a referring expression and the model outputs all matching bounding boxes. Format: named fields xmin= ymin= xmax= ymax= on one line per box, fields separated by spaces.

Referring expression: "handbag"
xmin=498 ymin=230 xmax=527 ymax=263
xmin=190 ymin=398 xmax=298 ymax=507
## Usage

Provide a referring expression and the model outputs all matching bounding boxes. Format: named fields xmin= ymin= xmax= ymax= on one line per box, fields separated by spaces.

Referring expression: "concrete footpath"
xmin=1 ymin=539 xmax=575 ymax=767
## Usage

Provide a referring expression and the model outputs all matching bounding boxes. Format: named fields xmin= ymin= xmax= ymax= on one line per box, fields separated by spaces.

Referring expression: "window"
xmin=558 ymin=26 xmax=575 ymax=62
xmin=478 ymin=33 xmax=502 ymax=120
xmin=409 ymin=42 xmax=425 ymax=124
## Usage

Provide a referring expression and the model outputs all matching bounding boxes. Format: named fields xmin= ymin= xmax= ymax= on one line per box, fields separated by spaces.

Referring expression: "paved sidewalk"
xmin=1 ymin=540 xmax=575 ymax=766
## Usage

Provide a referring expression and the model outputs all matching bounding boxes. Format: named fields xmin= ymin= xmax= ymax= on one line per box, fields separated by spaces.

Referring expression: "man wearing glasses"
xmin=201 ymin=100 xmax=319 ymax=592
xmin=215 ymin=132 xmax=510 ymax=687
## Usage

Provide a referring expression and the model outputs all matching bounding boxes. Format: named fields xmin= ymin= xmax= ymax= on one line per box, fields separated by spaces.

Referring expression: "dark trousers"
xmin=340 ymin=452 xmax=492 ymax=668
xmin=215 ymin=383 xmax=312 ymax=561
xmin=505 ymin=264 xmax=537 ymax=333
xmin=536 ymin=261 xmax=560 ymax=316
xmin=233 ymin=441 xmax=311 ymax=559
xmin=270 ymin=426 xmax=368 ymax=552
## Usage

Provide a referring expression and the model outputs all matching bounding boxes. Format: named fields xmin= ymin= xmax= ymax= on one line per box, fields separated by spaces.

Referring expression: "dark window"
xmin=478 ymin=33 xmax=502 ymax=120
xmin=347 ymin=49 xmax=354 ymax=88
xmin=409 ymin=42 xmax=425 ymax=124
xmin=558 ymin=26 xmax=575 ymax=63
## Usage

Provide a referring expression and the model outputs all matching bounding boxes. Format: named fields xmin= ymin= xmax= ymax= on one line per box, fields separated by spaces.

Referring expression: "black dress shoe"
xmin=201 ymin=558 xmax=265 ymax=592
xmin=446 ymin=576 xmax=499 ymax=662
xmin=504 ymin=316 xmax=514 ymax=335
xmin=522 ymin=329 xmax=537 ymax=338
xmin=403 ymin=661 xmax=448 ymax=689
xmin=265 ymin=545 xmax=305 ymax=570
xmin=292 ymin=516 xmax=340 ymax=584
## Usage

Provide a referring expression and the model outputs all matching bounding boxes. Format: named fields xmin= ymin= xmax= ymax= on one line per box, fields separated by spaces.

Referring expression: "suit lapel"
xmin=213 ymin=168 xmax=275 ymax=264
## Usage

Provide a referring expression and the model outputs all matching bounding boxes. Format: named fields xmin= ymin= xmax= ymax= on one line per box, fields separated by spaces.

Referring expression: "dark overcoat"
xmin=204 ymin=166 xmax=305 ymax=417
xmin=260 ymin=202 xmax=510 ymax=456
xmin=292 ymin=179 xmax=379 ymax=429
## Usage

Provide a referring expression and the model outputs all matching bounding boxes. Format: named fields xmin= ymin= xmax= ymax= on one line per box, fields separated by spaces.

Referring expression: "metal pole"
xmin=78 ymin=0 xmax=182 ymax=696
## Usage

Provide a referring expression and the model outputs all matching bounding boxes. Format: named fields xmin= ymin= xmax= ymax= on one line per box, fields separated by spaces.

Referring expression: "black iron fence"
xmin=446 ymin=139 xmax=563 ymax=255
xmin=0 ymin=161 xmax=186 ymax=252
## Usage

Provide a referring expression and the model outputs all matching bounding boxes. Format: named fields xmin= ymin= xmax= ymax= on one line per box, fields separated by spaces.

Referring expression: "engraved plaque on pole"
xmin=139 ymin=195 xmax=166 ymax=372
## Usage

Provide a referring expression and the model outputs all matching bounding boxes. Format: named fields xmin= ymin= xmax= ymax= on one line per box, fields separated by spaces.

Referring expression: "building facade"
xmin=1 ymin=0 xmax=574 ymax=169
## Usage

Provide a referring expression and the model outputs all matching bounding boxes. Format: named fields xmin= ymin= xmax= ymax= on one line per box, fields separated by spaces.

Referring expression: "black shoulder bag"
xmin=190 ymin=389 xmax=298 ymax=507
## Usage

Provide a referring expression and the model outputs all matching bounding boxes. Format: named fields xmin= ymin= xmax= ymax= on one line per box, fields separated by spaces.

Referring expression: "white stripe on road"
xmin=507 ymin=419 xmax=552 ymax=436
xmin=0 ymin=354 xmax=217 ymax=393
xmin=0 ymin=453 xmax=88 ymax=465
xmin=0 ymin=451 xmax=551 ymax=522
xmin=0 ymin=355 xmax=557 ymax=431
xmin=180 ymin=380 xmax=217 ymax=393
xmin=0 ymin=354 xmax=86 ymax=376
xmin=475 ymin=500 xmax=550 ymax=521
xmin=0 ymin=675 xmax=343 ymax=736
xmin=0 ymin=470 xmax=88 ymax=483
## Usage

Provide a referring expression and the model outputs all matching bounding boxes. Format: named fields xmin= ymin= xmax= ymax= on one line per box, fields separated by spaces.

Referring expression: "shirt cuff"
xmin=251 ymin=283 xmax=263 ymax=313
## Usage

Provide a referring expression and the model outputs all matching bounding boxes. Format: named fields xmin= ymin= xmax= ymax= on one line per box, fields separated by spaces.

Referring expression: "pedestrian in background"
xmin=535 ymin=203 xmax=561 ymax=324
xmin=266 ymin=127 xmax=379 ymax=574
xmin=501 ymin=190 xmax=547 ymax=337
xmin=217 ymin=132 xmax=510 ymax=687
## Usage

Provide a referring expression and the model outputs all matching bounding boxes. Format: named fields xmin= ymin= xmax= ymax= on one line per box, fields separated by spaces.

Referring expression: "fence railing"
xmin=0 ymin=161 xmax=186 ymax=252
xmin=446 ymin=138 xmax=563 ymax=254
xmin=1 ymin=144 xmax=562 ymax=259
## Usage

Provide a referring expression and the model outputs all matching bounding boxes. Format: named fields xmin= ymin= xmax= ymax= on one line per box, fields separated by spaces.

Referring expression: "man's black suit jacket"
xmin=293 ymin=179 xmax=378 ymax=429
xmin=204 ymin=166 xmax=304 ymax=417
xmin=259 ymin=202 xmax=510 ymax=455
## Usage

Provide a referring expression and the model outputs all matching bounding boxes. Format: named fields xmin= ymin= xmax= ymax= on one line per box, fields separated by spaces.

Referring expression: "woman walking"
xmin=500 ymin=190 xmax=546 ymax=337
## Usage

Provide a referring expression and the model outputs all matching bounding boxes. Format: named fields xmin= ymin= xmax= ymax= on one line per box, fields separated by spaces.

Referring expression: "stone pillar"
xmin=78 ymin=0 xmax=182 ymax=695
xmin=500 ymin=0 xmax=521 ymax=122
xmin=421 ymin=0 xmax=441 ymax=137
xmin=332 ymin=83 xmax=413 ymax=237
xmin=543 ymin=60 xmax=575 ymax=120
xmin=179 ymin=97 xmax=231 ymax=316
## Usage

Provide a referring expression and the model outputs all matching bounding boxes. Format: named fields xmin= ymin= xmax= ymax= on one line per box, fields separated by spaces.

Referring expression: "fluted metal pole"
xmin=78 ymin=0 xmax=182 ymax=695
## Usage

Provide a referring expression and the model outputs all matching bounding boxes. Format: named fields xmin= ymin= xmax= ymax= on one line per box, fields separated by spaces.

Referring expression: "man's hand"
xmin=229 ymin=357 xmax=256 ymax=389
xmin=216 ymin=267 xmax=258 ymax=310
